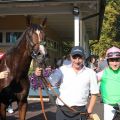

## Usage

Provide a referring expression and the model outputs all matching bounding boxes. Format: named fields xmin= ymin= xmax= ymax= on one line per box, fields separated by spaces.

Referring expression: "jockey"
xmin=97 ymin=46 xmax=120 ymax=120
xmin=0 ymin=52 xmax=9 ymax=79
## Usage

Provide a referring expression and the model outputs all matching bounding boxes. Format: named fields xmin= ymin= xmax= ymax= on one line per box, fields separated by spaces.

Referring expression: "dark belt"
xmin=71 ymin=105 xmax=86 ymax=109
xmin=58 ymin=105 xmax=85 ymax=108
xmin=58 ymin=105 xmax=86 ymax=113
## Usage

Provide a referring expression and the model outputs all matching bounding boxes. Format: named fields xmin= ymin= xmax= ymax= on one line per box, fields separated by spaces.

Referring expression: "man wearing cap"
xmin=48 ymin=46 xmax=99 ymax=120
xmin=0 ymin=52 xmax=9 ymax=79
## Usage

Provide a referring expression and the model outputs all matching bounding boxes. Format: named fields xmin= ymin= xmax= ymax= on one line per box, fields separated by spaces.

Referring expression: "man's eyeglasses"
xmin=72 ymin=54 xmax=83 ymax=59
xmin=108 ymin=58 xmax=120 ymax=62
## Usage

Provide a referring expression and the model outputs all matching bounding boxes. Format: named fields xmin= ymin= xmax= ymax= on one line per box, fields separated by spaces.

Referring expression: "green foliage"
xmin=90 ymin=0 xmax=120 ymax=57
xmin=28 ymin=67 xmax=34 ymax=75
xmin=62 ymin=40 xmax=74 ymax=55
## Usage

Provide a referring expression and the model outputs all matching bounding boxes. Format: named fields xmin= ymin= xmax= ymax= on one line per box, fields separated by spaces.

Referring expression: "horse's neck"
xmin=15 ymin=31 xmax=32 ymax=56
xmin=17 ymin=32 xmax=28 ymax=51
xmin=6 ymin=32 xmax=32 ymax=73
xmin=15 ymin=35 xmax=32 ymax=64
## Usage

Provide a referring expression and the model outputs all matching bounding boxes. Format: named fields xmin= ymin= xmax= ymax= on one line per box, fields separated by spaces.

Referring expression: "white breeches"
xmin=104 ymin=104 xmax=116 ymax=120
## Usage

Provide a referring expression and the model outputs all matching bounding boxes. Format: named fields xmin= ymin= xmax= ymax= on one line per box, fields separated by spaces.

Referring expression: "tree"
xmin=62 ymin=40 xmax=74 ymax=56
xmin=90 ymin=0 xmax=120 ymax=57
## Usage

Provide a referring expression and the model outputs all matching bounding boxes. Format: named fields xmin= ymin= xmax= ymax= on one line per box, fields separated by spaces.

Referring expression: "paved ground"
xmin=6 ymin=97 xmax=103 ymax=120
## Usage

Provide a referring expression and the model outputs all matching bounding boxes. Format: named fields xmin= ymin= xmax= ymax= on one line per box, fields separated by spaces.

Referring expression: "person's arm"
xmin=88 ymin=70 xmax=99 ymax=114
xmin=87 ymin=94 xmax=97 ymax=114
xmin=97 ymin=70 xmax=103 ymax=81
xmin=48 ymin=68 xmax=62 ymax=87
xmin=0 ymin=71 xmax=8 ymax=79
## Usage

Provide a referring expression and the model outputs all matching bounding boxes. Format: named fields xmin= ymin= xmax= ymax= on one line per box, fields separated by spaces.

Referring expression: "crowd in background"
xmin=86 ymin=55 xmax=108 ymax=72
xmin=55 ymin=53 xmax=108 ymax=73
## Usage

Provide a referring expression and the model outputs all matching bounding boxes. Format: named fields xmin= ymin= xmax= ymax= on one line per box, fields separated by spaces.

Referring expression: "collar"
xmin=68 ymin=64 xmax=86 ymax=72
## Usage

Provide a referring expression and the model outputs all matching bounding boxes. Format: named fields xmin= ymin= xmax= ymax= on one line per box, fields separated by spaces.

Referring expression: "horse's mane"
xmin=6 ymin=29 xmax=28 ymax=55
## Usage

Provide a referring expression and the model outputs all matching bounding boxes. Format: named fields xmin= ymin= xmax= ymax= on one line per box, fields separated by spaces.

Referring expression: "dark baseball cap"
xmin=70 ymin=46 xmax=85 ymax=56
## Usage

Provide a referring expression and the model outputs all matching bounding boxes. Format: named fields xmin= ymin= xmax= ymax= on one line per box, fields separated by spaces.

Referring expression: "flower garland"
xmin=29 ymin=68 xmax=54 ymax=90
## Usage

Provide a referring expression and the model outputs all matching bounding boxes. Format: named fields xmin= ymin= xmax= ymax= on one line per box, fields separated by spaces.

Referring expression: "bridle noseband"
xmin=26 ymin=25 xmax=46 ymax=59
xmin=31 ymin=41 xmax=46 ymax=59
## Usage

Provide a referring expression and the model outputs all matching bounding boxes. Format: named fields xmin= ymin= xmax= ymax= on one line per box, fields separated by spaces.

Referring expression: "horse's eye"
xmin=40 ymin=41 xmax=46 ymax=46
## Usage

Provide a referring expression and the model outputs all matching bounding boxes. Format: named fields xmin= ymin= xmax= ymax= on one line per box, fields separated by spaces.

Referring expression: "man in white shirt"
xmin=48 ymin=46 xmax=99 ymax=120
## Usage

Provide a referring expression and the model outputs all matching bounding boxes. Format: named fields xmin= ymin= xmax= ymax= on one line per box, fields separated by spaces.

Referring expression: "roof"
xmin=0 ymin=0 xmax=106 ymax=41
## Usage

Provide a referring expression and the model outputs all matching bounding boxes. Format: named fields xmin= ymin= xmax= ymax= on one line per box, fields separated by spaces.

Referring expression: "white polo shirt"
xmin=48 ymin=64 xmax=99 ymax=107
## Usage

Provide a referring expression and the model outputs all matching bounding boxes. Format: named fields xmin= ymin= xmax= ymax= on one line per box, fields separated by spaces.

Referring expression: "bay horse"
xmin=0 ymin=21 xmax=47 ymax=120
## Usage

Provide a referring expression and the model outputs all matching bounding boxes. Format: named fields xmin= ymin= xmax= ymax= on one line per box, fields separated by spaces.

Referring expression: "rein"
xmin=39 ymin=87 xmax=48 ymax=120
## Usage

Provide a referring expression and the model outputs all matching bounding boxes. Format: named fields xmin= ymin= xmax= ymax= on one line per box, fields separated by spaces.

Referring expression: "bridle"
xmin=31 ymin=41 xmax=46 ymax=60
xmin=25 ymin=24 xmax=46 ymax=60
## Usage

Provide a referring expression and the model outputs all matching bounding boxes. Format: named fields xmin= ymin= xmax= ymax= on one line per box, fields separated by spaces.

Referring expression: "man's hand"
xmin=0 ymin=71 xmax=9 ymax=79
xmin=88 ymin=113 xmax=100 ymax=120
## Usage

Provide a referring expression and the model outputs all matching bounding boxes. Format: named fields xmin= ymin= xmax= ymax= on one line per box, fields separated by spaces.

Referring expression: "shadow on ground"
xmin=6 ymin=100 xmax=56 ymax=120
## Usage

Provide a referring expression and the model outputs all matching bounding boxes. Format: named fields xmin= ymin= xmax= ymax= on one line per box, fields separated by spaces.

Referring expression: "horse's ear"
xmin=41 ymin=17 xmax=47 ymax=28
xmin=26 ymin=15 xmax=32 ymax=27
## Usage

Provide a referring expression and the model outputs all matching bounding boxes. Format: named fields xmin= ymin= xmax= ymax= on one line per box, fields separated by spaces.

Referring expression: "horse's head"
xmin=26 ymin=23 xmax=47 ymax=64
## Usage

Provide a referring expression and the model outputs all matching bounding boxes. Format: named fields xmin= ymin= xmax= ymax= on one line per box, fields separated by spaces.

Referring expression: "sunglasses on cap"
xmin=72 ymin=54 xmax=83 ymax=59
xmin=107 ymin=52 xmax=120 ymax=58
xmin=108 ymin=58 xmax=120 ymax=62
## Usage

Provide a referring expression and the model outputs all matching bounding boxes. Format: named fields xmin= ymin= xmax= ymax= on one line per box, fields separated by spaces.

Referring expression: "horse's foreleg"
xmin=0 ymin=103 xmax=7 ymax=120
xmin=18 ymin=101 xmax=28 ymax=120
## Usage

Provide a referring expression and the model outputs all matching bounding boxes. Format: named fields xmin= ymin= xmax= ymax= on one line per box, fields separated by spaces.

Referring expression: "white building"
xmin=0 ymin=0 xmax=106 ymax=66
